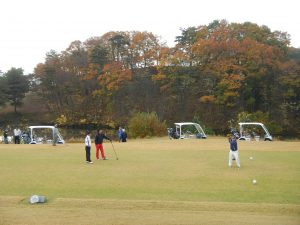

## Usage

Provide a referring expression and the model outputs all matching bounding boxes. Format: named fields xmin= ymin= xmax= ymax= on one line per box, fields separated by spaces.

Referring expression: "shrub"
xmin=128 ymin=112 xmax=167 ymax=138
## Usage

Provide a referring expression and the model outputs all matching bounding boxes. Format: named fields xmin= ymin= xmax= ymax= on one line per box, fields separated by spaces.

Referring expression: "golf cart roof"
xmin=238 ymin=122 xmax=265 ymax=126
xmin=175 ymin=122 xmax=199 ymax=126
xmin=29 ymin=126 xmax=56 ymax=129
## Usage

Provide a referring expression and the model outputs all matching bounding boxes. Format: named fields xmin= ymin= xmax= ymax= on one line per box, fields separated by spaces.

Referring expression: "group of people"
xmin=4 ymin=125 xmax=240 ymax=168
xmin=84 ymin=129 xmax=112 ymax=164
xmin=84 ymin=127 xmax=128 ymax=164
xmin=117 ymin=127 xmax=127 ymax=142
xmin=2 ymin=127 xmax=22 ymax=144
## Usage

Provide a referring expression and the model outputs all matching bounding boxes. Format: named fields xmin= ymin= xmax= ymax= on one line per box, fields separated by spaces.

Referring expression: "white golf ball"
xmin=249 ymin=157 xmax=253 ymax=160
xmin=252 ymin=179 xmax=257 ymax=184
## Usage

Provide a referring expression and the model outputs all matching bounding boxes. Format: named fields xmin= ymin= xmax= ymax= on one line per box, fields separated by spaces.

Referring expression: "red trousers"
xmin=95 ymin=144 xmax=105 ymax=159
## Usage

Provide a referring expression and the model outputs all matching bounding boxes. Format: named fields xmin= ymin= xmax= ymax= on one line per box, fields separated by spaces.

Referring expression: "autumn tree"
xmin=191 ymin=21 xmax=289 ymax=110
xmin=27 ymin=22 xmax=299 ymax=137
xmin=4 ymin=68 xmax=29 ymax=113
xmin=130 ymin=31 xmax=164 ymax=68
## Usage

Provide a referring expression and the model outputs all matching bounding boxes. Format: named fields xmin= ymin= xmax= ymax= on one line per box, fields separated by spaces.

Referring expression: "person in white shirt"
xmin=85 ymin=131 xmax=93 ymax=164
xmin=13 ymin=127 xmax=21 ymax=144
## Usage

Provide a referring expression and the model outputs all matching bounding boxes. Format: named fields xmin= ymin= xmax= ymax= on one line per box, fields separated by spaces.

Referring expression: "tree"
xmin=175 ymin=26 xmax=198 ymax=66
xmin=0 ymin=75 xmax=8 ymax=106
xmin=191 ymin=21 xmax=287 ymax=110
xmin=130 ymin=31 xmax=163 ymax=68
xmin=4 ymin=68 xmax=29 ymax=113
xmin=21 ymin=22 xmax=299 ymax=137
xmin=276 ymin=60 xmax=300 ymax=135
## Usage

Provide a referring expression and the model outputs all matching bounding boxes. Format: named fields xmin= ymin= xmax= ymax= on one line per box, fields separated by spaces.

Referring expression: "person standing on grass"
xmin=121 ymin=128 xmax=127 ymax=142
xmin=95 ymin=129 xmax=111 ymax=160
xmin=117 ymin=127 xmax=123 ymax=142
xmin=228 ymin=135 xmax=240 ymax=168
xmin=3 ymin=129 xmax=9 ymax=144
xmin=13 ymin=127 xmax=21 ymax=144
xmin=85 ymin=130 xmax=93 ymax=164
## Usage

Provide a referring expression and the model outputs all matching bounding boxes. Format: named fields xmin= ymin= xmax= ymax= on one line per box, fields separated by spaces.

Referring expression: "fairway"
xmin=0 ymin=137 xmax=300 ymax=225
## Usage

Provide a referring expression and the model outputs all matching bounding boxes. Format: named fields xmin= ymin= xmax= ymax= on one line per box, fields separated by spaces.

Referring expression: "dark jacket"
xmin=95 ymin=133 xmax=111 ymax=144
xmin=229 ymin=139 xmax=238 ymax=151
xmin=121 ymin=131 xmax=127 ymax=142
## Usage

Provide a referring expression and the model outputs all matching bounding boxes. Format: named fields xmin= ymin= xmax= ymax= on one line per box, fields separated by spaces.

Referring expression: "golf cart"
xmin=28 ymin=125 xmax=65 ymax=144
xmin=168 ymin=122 xmax=207 ymax=139
xmin=238 ymin=122 xmax=272 ymax=141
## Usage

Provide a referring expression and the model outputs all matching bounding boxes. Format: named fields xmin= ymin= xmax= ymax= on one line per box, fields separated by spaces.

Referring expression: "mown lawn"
xmin=0 ymin=137 xmax=299 ymax=225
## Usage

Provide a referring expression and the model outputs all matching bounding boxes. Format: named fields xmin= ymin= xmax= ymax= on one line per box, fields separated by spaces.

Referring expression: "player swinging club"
xmin=228 ymin=135 xmax=240 ymax=168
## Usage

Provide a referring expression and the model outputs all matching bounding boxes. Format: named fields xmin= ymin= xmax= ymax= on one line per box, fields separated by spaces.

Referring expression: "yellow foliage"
xmin=56 ymin=114 xmax=67 ymax=125
xmin=152 ymin=73 xmax=166 ymax=81
xmin=224 ymin=91 xmax=239 ymax=98
xmin=199 ymin=95 xmax=215 ymax=103
xmin=80 ymin=118 xmax=87 ymax=124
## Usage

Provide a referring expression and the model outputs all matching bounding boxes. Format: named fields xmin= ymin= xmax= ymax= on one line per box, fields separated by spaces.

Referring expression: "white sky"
xmin=1 ymin=0 xmax=299 ymax=74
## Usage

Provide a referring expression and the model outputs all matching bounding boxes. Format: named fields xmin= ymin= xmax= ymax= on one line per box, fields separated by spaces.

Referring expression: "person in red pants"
xmin=95 ymin=129 xmax=111 ymax=160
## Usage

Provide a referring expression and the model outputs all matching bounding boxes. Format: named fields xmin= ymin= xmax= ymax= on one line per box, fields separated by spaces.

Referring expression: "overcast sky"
xmin=1 ymin=0 xmax=299 ymax=74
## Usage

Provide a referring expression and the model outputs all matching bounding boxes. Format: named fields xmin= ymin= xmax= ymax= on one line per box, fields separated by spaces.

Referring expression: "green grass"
xmin=0 ymin=137 xmax=300 ymax=225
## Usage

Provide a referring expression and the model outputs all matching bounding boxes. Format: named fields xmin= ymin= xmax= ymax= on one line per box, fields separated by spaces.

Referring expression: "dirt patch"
xmin=1 ymin=196 xmax=300 ymax=225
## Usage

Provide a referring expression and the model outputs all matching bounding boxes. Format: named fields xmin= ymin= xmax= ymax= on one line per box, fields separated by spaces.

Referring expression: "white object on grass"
xmin=29 ymin=195 xmax=47 ymax=204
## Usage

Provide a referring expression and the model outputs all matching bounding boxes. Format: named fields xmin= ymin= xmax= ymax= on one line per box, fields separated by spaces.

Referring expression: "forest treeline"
xmin=1 ymin=20 xmax=300 ymax=137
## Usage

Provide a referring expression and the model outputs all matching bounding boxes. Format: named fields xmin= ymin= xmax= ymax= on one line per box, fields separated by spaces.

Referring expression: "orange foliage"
xmin=82 ymin=63 xmax=100 ymax=80
xmin=98 ymin=61 xmax=132 ymax=91
xmin=219 ymin=74 xmax=244 ymax=90
xmin=199 ymin=95 xmax=215 ymax=103
xmin=34 ymin=63 xmax=45 ymax=77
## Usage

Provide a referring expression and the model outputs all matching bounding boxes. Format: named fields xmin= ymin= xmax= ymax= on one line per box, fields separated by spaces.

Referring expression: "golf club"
xmin=110 ymin=141 xmax=119 ymax=160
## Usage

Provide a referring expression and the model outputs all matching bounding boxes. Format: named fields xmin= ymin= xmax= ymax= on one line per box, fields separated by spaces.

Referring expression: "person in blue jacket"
xmin=228 ymin=135 xmax=240 ymax=168
xmin=117 ymin=127 xmax=123 ymax=142
xmin=121 ymin=129 xmax=127 ymax=142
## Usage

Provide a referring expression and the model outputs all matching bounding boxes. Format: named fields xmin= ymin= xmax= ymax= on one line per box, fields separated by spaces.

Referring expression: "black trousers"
xmin=85 ymin=146 xmax=91 ymax=162
xmin=14 ymin=136 xmax=20 ymax=144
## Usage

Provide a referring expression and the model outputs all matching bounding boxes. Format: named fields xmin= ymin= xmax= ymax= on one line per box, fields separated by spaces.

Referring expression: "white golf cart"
xmin=168 ymin=122 xmax=207 ymax=139
xmin=238 ymin=122 xmax=272 ymax=141
xmin=28 ymin=125 xmax=65 ymax=144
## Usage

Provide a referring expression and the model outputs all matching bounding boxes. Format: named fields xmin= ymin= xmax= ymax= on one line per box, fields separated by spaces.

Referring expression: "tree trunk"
xmin=14 ymin=101 xmax=17 ymax=114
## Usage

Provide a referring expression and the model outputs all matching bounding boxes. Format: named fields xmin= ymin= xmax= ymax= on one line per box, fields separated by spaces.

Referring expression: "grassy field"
xmin=0 ymin=137 xmax=300 ymax=225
